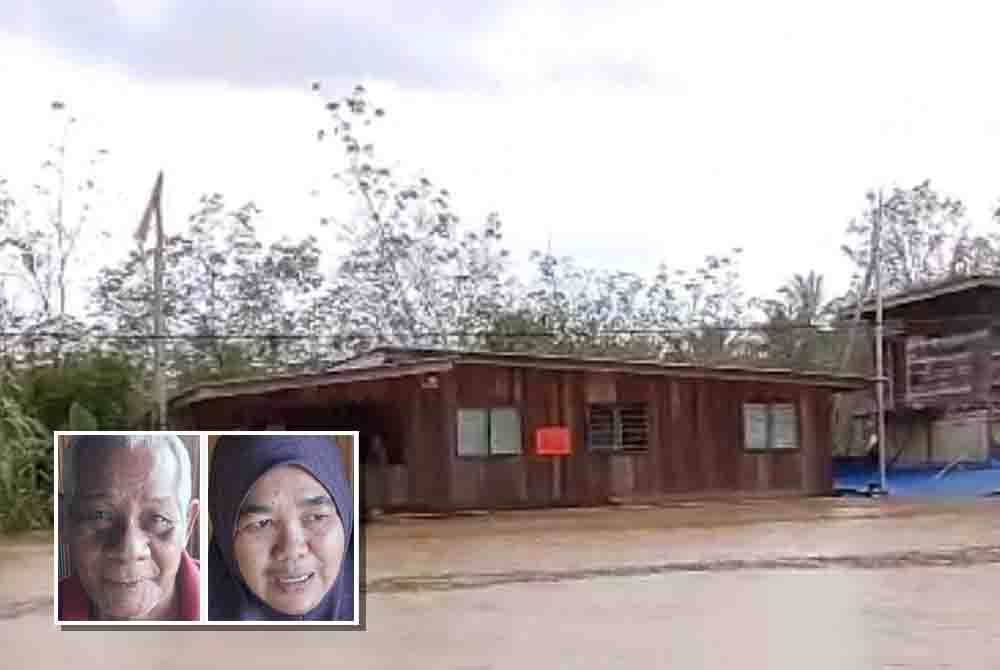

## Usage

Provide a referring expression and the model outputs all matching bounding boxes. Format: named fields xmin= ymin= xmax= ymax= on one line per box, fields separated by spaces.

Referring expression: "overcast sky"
xmin=2 ymin=0 xmax=999 ymax=312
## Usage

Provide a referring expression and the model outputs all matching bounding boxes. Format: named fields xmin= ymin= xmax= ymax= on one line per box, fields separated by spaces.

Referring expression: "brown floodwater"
xmin=2 ymin=499 xmax=998 ymax=669
xmin=362 ymin=497 xmax=1000 ymax=582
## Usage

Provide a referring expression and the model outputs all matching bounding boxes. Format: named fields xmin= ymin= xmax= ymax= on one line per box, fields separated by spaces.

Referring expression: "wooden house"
xmin=170 ymin=348 xmax=868 ymax=512
xmin=855 ymin=275 xmax=1000 ymax=465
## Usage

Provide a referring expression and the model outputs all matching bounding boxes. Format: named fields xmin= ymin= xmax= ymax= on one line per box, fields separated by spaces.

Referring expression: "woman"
xmin=208 ymin=434 xmax=354 ymax=621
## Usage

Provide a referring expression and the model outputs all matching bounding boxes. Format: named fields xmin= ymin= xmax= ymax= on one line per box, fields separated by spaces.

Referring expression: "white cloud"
xmin=3 ymin=0 xmax=1000 ymax=317
xmin=109 ymin=0 xmax=172 ymax=30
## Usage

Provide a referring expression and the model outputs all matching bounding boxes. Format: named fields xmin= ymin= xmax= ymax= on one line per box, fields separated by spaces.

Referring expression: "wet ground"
xmin=2 ymin=498 xmax=998 ymax=668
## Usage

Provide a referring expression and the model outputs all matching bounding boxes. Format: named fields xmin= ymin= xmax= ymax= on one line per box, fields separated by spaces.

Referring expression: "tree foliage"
xmin=4 ymin=86 xmax=1000 ymax=439
xmin=92 ymin=194 xmax=326 ymax=388
xmin=314 ymin=84 xmax=514 ymax=349
xmin=757 ymin=271 xmax=843 ymax=368
xmin=840 ymin=181 xmax=998 ymax=296
xmin=0 ymin=102 xmax=109 ymax=324
xmin=9 ymin=82 xmax=1000 ymax=529
xmin=0 ymin=371 xmax=52 ymax=532
xmin=19 ymin=351 xmax=140 ymax=431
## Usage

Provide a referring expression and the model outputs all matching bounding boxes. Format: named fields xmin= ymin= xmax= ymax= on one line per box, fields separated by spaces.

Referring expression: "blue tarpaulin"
xmin=834 ymin=457 xmax=1000 ymax=497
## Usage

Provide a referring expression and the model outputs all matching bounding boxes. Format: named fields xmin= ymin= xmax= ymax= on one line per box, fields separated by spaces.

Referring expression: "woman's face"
xmin=232 ymin=465 xmax=345 ymax=616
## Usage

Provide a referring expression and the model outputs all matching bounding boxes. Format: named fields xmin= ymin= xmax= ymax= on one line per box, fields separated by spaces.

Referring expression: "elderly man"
xmin=59 ymin=434 xmax=201 ymax=621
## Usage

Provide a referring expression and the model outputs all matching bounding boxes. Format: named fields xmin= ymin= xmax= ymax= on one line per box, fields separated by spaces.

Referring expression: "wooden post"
xmin=552 ymin=457 xmax=560 ymax=503
xmin=834 ymin=191 xmax=885 ymax=457
xmin=875 ymin=190 xmax=888 ymax=492
xmin=154 ymin=177 xmax=166 ymax=430
xmin=135 ymin=172 xmax=167 ymax=429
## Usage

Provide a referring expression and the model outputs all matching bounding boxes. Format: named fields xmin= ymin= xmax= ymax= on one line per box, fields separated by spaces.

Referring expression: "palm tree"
xmin=777 ymin=272 xmax=835 ymax=325
xmin=762 ymin=272 xmax=838 ymax=369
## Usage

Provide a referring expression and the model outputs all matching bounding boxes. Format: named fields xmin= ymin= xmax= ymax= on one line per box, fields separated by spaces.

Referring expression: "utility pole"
xmin=154 ymin=179 xmax=166 ymax=430
xmin=136 ymin=172 xmax=167 ymax=430
xmin=874 ymin=189 xmax=888 ymax=493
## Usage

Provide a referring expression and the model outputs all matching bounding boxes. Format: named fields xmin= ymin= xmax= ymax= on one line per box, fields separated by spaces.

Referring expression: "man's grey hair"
xmin=64 ymin=434 xmax=193 ymax=524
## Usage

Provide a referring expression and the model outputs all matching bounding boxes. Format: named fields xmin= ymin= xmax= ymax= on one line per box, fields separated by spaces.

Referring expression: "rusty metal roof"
xmin=851 ymin=274 xmax=1000 ymax=318
xmin=170 ymin=346 xmax=871 ymax=409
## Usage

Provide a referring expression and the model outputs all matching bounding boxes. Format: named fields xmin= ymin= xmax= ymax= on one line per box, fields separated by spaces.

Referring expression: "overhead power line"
xmin=0 ymin=323 xmax=880 ymax=342
xmin=6 ymin=313 xmax=992 ymax=343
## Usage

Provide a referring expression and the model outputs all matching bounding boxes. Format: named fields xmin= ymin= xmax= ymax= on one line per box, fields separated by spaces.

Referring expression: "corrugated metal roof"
xmin=171 ymin=346 xmax=871 ymax=409
xmin=851 ymin=274 xmax=1000 ymax=317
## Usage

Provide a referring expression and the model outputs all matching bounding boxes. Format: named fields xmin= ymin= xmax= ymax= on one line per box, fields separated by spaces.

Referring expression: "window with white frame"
xmin=743 ymin=402 xmax=799 ymax=451
xmin=587 ymin=403 xmax=649 ymax=451
xmin=457 ymin=407 xmax=523 ymax=456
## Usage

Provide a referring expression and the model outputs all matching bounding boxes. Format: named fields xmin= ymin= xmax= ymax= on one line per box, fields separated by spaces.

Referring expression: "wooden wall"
xmin=438 ymin=365 xmax=836 ymax=510
xmin=881 ymin=288 xmax=1000 ymax=409
xmin=178 ymin=365 xmax=840 ymax=512
xmin=184 ymin=377 xmax=428 ymax=508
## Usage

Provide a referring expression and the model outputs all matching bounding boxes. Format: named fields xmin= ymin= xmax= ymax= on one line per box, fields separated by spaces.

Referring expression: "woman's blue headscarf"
xmin=208 ymin=435 xmax=355 ymax=621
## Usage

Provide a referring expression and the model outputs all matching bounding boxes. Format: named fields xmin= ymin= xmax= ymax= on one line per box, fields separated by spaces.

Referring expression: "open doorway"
xmin=277 ymin=401 xmax=407 ymax=466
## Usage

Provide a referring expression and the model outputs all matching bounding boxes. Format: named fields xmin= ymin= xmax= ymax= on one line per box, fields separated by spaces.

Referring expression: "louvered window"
xmin=588 ymin=403 xmax=648 ymax=451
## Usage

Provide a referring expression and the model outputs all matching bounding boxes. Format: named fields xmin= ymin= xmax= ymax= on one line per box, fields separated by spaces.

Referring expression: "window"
xmin=743 ymin=402 xmax=799 ymax=451
xmin=588 ymin=403 xmax=648 ymax=451
xmin=457 ymin=407 xmax=522 ymax=457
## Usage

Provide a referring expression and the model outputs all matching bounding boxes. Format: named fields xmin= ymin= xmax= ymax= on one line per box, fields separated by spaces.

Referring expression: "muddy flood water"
xmin=3 ymin=497 xmax=998 ymax=669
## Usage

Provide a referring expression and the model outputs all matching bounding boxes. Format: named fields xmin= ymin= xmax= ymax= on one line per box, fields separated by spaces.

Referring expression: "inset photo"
xmin=55 ymin=432 xmax=202 ymax=624
xmin=207 ymin=432 xmax=358 ymax=625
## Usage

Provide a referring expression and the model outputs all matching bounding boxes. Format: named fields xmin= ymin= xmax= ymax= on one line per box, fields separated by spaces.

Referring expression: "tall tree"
xmin=91 ymin=194 xmax=326 ymax=391
xmin=959 ymin=208 xmax=1000 ymax=275
xmin=776 ymin=272 xmax=832 ymax=324
xmin=0 ymin=102 xmax=109 ymax=324
xmin=0 ymin=180 xmax=26 ymax=365
xmin=841 ymin=181 xmax=972 ymax=295
xmin=670 ymin=250 xmax=751 ymax=362
xmin=521 ymin=250 xmax=583 ymax=350
xmin=509 ymin=248 xmax=752 ymax=360
xmin=759 ymin=271 xmax=840 ymax=368
xmin=313 ymin=83 xmax=513 ymax=349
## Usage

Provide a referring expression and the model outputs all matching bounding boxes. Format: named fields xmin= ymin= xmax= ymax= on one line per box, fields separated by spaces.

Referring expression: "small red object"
xmin=536 ymin=426 xmax=571 ymax=456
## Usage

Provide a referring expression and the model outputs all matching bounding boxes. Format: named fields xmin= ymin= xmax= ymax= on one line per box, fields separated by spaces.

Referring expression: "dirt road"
xmin=3 ymin=498 xmax=998 ymax=669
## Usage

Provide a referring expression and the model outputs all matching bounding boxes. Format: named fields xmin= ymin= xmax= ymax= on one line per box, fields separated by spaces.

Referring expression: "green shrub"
xmin=68 ymin=401 xmax=99 ymax=431
xmin=21 ymin=352 xmax=141 ymax=430
xmin=0 ymin=377 xmax=53 ymax=532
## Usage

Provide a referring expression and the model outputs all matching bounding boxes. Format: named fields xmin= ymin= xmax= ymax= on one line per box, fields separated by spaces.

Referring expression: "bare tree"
xmin=0 ymin=101 xmax=109 ymax=325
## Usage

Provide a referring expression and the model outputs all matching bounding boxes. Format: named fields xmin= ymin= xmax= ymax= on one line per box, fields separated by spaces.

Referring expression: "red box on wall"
xmin=536 ymin=426 xmax=571 ymax=456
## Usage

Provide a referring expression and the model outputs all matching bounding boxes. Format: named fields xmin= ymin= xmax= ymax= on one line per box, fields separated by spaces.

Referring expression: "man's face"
xmin=232 ymin=465 xmax=345 ymax=616
xmin=68 ymin=446 xmax=195 ymax=620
